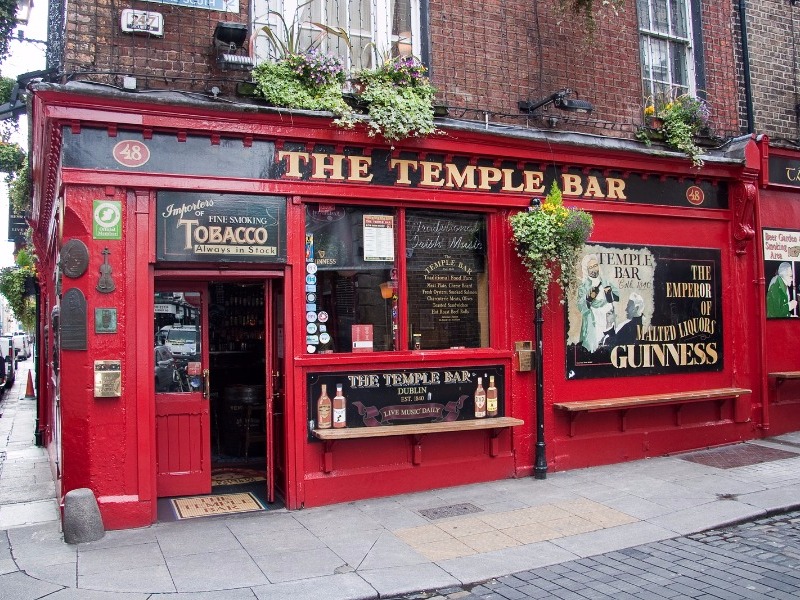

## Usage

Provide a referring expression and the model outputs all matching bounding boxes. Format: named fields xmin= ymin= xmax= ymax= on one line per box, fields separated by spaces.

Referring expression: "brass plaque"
xmin=61 ymin=239 xmax=89 ymax=279
xmin=94 ymin=360 xmax=122 ymax=398
xmin=516 ymin=350 xmax=534 ymax=372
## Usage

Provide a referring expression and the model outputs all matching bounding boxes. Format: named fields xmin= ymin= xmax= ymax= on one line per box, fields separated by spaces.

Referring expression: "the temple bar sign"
xmin=156 ymin=192 xmax=287 ymax=263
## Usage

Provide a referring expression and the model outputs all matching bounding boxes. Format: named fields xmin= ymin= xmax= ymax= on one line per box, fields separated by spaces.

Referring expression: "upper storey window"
xmin=253 ymin=0 xmax=421 ymax=70
xmin=638 ymin=0 xmax=695 ymax=102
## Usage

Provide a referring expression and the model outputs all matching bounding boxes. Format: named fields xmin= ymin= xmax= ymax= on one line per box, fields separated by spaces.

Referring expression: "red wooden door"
xmin=155 ymin=285 xmax=211 ymax=497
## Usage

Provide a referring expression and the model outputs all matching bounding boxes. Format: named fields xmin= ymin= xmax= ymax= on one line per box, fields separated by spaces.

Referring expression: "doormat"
xmin=171 ymin=492 xmax=265 ymax=519
xmin=211 ymin=468 xmax=266 ymax=487
xmin=679 ymin=443 xmax=800 ymax=469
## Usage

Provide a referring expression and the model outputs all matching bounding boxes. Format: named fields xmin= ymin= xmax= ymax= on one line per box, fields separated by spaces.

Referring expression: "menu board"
xmin=406 ymin=211 xmax=487 ymax=349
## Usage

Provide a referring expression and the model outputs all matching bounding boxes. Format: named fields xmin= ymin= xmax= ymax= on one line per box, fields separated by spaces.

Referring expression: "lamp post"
xmin=529 ymin=197 xmax=548 ymax=479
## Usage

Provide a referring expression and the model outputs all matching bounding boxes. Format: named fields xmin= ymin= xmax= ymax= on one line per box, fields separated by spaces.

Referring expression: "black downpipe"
xmin=739 ymin=0 xmax=755 ymax=134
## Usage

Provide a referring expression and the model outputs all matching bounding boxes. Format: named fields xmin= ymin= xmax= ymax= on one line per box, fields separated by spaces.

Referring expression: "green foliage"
xmin=561 ymin=0 xmax=624 ymax=33
xmin=509 ymin=181 xmax=594 ymax=308
xmin=638 ymin=94 xmax=710 ymax=167
xmin=252 ymin=59 xmax=353 ymax=120
xmin=0 ymin=248 xmax=37 ymax=332
xmin=0 ymin=75 xmax=14 ymax=104
xmin=0 ymin=140 xmax=25 ymax=175
xmin=9 ymin=157 xmax=29 ymax=215
xmin=0 ymin=0 xmax=17 ymax=61
xmin=353 ymin=56 xmax=436 ymax=142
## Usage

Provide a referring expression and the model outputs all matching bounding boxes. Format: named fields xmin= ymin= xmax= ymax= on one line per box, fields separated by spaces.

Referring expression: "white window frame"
xmin=638 ymin=0 xmax=695 ymax=103
xmin=252 ymin=0 xmax=421 ymax=68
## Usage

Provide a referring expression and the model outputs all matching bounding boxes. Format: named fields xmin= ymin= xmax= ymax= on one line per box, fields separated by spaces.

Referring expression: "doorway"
xmin=154 ymin=279 xmax=284 ymax=516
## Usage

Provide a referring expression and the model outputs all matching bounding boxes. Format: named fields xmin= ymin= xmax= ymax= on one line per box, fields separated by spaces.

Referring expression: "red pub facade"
xmin=22 ymin=0 xmax=788 ymax=530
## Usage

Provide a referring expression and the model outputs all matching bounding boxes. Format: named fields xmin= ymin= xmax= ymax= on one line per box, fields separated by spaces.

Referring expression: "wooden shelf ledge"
xmin=554 ymin=387 xmax=751 ymax=437
xmin=312 ymin=417 xmax=524 ymax=472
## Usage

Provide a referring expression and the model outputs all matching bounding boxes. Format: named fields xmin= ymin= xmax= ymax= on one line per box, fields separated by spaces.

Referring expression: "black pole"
xmin=533 ymin=304 xmax=547 ymax=478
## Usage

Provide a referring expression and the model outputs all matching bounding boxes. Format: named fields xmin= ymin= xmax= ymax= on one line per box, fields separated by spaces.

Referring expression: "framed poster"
xmin=565 ymin=244 xmax=722 ymax=379
xmin=763 ymin=228 xmax=800 ymax=319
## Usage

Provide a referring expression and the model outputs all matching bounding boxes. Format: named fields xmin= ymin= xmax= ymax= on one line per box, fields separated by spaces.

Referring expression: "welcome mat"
xmin=211 ymin=468 xmax=266 ymax=487
xmin=171 ymin=492 xmax=265 ymax=519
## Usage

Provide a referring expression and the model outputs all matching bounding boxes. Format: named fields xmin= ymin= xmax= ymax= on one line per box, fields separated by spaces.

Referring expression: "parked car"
xmin=154 ymin=345 xmax=177 ymax=393
xmin=12 ymin=333 xmax=30 ymax=360
xmin=164 ymin=325 xmax=198 ymax=359
xmin=0 ymin=336 xmax=15 ymax=386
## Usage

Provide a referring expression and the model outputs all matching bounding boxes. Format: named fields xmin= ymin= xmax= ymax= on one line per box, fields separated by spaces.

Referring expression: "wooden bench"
xmin=311 ymin=417 xmax=524 ymax=472
xmin=554 ymin=387 xmax=751 ymax=437
xmin=769 ymin=372 xmax=800 ymax=385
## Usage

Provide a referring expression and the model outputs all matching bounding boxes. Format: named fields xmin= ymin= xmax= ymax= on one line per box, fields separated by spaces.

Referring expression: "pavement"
xmin=3 ymin=358 xmax=800 ymax=600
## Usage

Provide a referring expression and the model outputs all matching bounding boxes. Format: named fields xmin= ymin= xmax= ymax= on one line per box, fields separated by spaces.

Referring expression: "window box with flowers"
xmin=509 ymin=182 xmax=594 ymax=308
xmin=636 ymin=94 xmax=711 ymax=168
xmin=350 ymin=55 xmax=437 ymax=143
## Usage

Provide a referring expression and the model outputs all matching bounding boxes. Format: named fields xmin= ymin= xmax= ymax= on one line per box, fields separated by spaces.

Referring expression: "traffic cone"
xmin=24 ymin=370 xmax=35 ymax=399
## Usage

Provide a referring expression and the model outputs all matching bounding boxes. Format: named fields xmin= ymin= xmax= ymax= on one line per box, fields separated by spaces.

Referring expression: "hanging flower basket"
xmin=509 ymin=181 xmax=594 ymax=308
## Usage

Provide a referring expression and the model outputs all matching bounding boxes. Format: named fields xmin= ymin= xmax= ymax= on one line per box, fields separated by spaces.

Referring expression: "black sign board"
xmin=566 ymin=244 xmax=722 ymax=379
xmin=63 ymin=128 xmax=727 ymax=209
xmin=768 ymin=155 xmax=800 ymax=187
xmin=61 ymin=288 xmax=87 ymax=351
xmin=156 ymin=192 xmax=286 ymax=263
xmin=307 ymin=365 xmax=505 ymax=433
xmin=8 ymin=216 xmax=26 ymax=244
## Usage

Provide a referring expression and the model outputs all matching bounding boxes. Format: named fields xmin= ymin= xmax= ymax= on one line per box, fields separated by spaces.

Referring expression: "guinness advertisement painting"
xmin=763 ymin=228 xmax=800 ymax=318
xmin=156 ymin=192 xmax=286 ymax=263
xmin=566 ymin=244 xmax=722 ymax=379
xmin=308 ymin=366 xmax=504 ymax=434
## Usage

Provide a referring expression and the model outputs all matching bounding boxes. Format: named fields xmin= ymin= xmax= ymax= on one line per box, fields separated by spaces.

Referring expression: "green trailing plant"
xmin=0 ymin=140 xmax=25 ymax=178
xmin=0 ymin=247 xmax=37 ymax=332
xmin=637 ymin=93 xmax=710 ymax=168
xmin=509 ymin=181 xmax=594 ymax=308
xmin=352 ymin=55 xmax=436 ymax=142
xmin=561 ymin=0 xmax=624 ymax=34
xmin=9 ymin=157 xmax=30 ymax=215
xmin=252 ymin=51 xmax=353 ymax=120
xmin=0 ymin=75 xmax=14 ymax=104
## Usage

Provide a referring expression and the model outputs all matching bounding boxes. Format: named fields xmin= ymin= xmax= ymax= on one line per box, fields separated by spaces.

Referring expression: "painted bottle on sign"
xmin=333 ymin=383 xmax=347 ymax=428
xmin=486 ymin=375 xmax=498 ymax=417
xmin=317 ymin=384 xmax=332 ymax=429
xmin=474 ymin=377 xmax=486 ymax=418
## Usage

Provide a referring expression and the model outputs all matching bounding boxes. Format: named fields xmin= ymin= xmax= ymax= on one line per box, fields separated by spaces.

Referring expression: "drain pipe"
xmin=739 ymin=0 xmax=755 ymax=134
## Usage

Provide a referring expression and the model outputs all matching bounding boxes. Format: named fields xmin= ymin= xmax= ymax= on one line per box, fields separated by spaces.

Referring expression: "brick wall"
xmin=59 ymin=0 xmax=741 ymax=142
xmin=738 ymin=0 xmax=800 ymax=145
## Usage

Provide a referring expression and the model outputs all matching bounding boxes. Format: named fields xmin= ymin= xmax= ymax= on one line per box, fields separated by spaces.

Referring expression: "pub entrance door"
xmin=154 ymin=279 xmax=283 ymax=505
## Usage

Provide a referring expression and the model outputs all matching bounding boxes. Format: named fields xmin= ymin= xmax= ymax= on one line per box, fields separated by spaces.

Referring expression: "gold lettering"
xmin=606 ymin=178 xmax=627 ymax=200
xmin=420 ymin=161 xmax=445 ymax=187
xmin=478 ymin=166 xmax=503 ymax=190
xmin=583 ymin=176 xmax=605 ymax=198
xmin=444 ymin=164 xmax=478 ymax=189
xmin=390 ymin=159 xmax=418 ymax=184
xmin=277 ymin=150 xmax=309 ymax=178
xmin=311 ymin=153 xmax=345 ymax=180
xmin=561 ymin=173 xmax=583 ymax=196
xmin=523 ymin=170 xmax=545 ymax=194
xmin=501 ymin=168 xmax=524 ymax=192
xmin=348 ymin=156 xmax=373 ymax=182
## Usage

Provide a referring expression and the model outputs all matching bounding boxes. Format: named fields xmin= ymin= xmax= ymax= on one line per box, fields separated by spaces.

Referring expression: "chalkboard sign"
xmin=406 ymin=211 xmax=487 ymax=349
xmin=308 ymin=365 xmax=505 ymax=433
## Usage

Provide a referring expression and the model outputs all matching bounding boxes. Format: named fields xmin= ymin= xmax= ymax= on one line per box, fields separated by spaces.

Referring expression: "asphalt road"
xmin=389 ymin=509 xmax=800 ymax=600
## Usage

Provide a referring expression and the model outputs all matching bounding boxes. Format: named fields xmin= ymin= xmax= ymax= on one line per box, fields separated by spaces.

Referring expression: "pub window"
xmin=638 ymin=0 xmax=695 ymax=102
xmin=406 ymin=210 xmax=488 ymax=350
xmin=305 ymin=205 xmax=397 ymax=353
xmin=304 ymin=206 xmax=489 ymax=353
xmin=253 ymin=0 xmax=422 ymax=70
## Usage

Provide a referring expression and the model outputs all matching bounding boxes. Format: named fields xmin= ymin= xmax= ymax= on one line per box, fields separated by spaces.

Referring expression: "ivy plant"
xmin=9 ymin=157 xmax=29 ymax=215
xmin=562 ymin=0 xmax=624 ymax=34
xmin=0 ymin=247 xmax=37 ymax=332
xmin=509 ymin=181 xmax=594 ymax=308
xmin=0 ymin=0 xmax=17 ymax=62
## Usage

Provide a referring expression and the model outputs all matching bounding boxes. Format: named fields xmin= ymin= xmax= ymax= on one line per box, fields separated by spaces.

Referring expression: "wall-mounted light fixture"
xmin=213 ymin=22 xmax=254 ymax=71
xmin=518 ymin=89 xmax=594 ymax=115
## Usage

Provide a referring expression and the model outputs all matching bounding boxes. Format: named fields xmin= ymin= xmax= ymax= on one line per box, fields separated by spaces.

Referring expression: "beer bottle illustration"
xmin=317 ymin=384 xmax=332 ymax=429
xmin=333 ymin=383 xmax=347 ymax=428
xmin=474 ymin=377 xmax=486 ymax=418
xmin=486 ymin=375 xmax=498 ymax=417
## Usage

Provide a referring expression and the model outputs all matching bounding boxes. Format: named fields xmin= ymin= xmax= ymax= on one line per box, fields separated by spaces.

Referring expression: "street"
xmin=391 ymin=509 xmax=800 ymax=600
